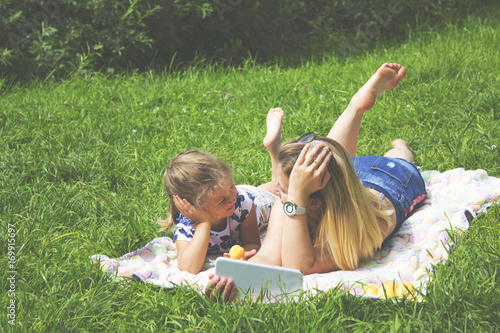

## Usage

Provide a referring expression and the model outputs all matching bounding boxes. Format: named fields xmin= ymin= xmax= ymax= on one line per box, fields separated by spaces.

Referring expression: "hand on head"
xmin=172 ymin=195 xmax=214 ymax=223
xmin=288 ymin=143 xmax=332 ymax=203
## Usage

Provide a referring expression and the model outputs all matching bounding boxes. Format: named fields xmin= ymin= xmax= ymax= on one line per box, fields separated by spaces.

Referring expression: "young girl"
xmin=159 ymin=149 xmax=277 ymax=274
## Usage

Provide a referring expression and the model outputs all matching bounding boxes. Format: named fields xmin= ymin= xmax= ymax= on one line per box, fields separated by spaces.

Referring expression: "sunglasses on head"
xmin=297 ymin=131 xmax=319 ymax=158
xmin=297 ymin=131 xmax=315 ymax=143
xmin=297 ymin=132 xmax=337 ymax=169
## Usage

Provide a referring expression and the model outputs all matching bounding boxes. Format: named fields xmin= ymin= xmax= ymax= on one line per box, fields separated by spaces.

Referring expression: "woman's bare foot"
xmin=263 ymin=107 xmax=284 ymax=157
xmin=349 ymin=63 xmax=407 ymax=113
xmin=326 ymin=63 xmax=406 ymax=157
xmin=384 ymin=139 xmax=416 ymax=163
xmin=258 ymin=108 xmax=285 ymax=193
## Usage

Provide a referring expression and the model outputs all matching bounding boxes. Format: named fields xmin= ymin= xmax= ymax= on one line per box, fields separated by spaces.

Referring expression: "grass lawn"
xmin=1 ymin=10 xmax=500 ymax=332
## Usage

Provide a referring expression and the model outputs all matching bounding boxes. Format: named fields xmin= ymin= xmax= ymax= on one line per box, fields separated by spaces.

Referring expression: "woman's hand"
xmin=172 ymin=195 xmax=213 ymax=223
xmin=243 ymin=248 xmax=258 ymax=260
xmin=223 ymin=248 xmax=258 ymax=260
xmin=204 ymin=273 xmax=238 ymax=303
xmin=288 ymin=143 xmax=332 ymax=203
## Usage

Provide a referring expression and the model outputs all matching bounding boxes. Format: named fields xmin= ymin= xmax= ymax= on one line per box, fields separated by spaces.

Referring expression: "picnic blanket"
xmin=92 ymin=168 xmax=500 ymax=300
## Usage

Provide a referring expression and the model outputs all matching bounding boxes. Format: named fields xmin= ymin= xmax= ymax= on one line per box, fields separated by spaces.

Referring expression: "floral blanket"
xmin=92 ymin=168 xmax=500 ymax=300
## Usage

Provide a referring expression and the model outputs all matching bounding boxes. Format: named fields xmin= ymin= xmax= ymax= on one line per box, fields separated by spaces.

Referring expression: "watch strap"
xmin=294 ymin=206 xmax=308 ymax=215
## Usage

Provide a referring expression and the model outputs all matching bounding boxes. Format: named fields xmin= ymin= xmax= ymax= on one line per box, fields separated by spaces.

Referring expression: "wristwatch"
xmin=283 ymin=200 xmax=308 ymax=216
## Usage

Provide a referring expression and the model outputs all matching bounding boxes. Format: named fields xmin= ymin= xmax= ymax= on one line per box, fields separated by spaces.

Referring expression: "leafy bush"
xmin=0 ymin=0 xmax=165 ymax=80
xmin=0 ymin=0 xmax=495 ymax=81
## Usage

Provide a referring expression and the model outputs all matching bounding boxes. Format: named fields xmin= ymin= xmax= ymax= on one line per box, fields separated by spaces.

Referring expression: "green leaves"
xmin=3 ymin=0 xmax=497 ymax=82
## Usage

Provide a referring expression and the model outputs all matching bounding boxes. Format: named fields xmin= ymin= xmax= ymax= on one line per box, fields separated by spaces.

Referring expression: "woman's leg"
xmin=328 ymin=63 xmax=406 ymax=156
xmin=384 ymin=139 xmax=416 ymax=163
xmin=258 ymin=107 xmax=284 ymax=193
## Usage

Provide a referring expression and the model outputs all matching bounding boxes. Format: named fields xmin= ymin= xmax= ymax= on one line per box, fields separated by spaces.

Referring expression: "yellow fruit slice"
xmin=229 ymin=245 xmax=245 ymax=259
xmin=377 ymin=280 xmax=398 ymax=298
xmin=396 ymin=281 xmax=415 ymax=297
xmin=362 ymin=283 xmax=379 ymax=295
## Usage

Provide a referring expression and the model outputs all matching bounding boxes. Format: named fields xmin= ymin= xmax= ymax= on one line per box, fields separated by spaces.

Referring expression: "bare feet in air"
xmin=350 ymin=63 xmax=407 ymax=113
xmin=263 ymin=107 xmax=284 ymax=158
xmin=384 ymin=139 xmax=416 ymax=163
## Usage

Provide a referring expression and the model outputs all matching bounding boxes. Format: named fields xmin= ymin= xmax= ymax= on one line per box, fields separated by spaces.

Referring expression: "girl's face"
xmin=202 ymin=178 xmax=238 ymax=220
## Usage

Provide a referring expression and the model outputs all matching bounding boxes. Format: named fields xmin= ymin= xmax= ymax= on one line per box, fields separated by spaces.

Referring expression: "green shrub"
xmin=0 ymin=0 xmax=165 ymax=80
xmin=0 ymin=0 xmax=495 ymax=81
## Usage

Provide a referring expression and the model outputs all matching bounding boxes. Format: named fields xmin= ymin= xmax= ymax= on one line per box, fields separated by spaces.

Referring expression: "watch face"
xmin=283 ymin=201 xmax=296 ymax=216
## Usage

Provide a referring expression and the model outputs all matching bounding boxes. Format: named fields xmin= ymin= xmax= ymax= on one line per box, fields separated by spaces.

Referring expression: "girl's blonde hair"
xmin=278 ymin=137 xmax=393 ymax=270
xmin=158 ymin=149 xmax=232 ymax=231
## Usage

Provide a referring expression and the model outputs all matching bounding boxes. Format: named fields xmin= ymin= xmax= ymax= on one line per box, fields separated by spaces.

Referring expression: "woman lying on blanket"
xmin=205 ymin=63 xmax=426 ymax=302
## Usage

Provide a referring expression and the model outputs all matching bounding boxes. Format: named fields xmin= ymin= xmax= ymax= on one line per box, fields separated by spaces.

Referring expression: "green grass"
xmin=1 ymin=11 xmax=500 ymax=332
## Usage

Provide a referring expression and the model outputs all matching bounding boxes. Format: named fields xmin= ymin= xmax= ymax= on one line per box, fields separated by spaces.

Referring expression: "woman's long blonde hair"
xmin=278 ymin=137 xmax=393 ymax=270
xmin=158 ymin=149 xmax=232 ymax=231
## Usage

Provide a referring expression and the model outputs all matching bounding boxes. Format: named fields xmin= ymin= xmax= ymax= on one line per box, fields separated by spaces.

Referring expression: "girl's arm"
xmin=175 ymin=222 xmax=211 ymax=274
xmin=172 ymin=195 xmax=213 ymax=274
xmin=238 ymin=204 xmax=261 ymax=258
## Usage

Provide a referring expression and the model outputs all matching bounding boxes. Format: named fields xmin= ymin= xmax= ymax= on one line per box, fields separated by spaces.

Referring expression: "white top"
xmin=173 ymin=186 xmax=255 ymax=255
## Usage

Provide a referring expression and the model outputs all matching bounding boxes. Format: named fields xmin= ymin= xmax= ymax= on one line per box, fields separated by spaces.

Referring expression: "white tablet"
xmin=214 ymin=257 xmax=304 ymax=302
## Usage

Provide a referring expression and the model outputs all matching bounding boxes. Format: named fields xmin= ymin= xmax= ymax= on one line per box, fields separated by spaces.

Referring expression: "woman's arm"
xmin=248 ymin=202 xmax=285 ymax=266
xmin=280 ymin=208 xmax=339 ymax=274
xmin=275 ymin=200 xmax=315 ymax=271
xmin=280 ymin=143 xmax=337 ymax=274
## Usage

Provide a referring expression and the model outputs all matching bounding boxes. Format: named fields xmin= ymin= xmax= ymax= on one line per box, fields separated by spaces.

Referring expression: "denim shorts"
xmin=351 ymin=156 xmax=426 ymax=235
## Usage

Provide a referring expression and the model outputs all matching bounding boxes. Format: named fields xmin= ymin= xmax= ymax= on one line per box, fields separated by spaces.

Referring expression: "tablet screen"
xmin=214 ymin=257 xmax=304 ymax=301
